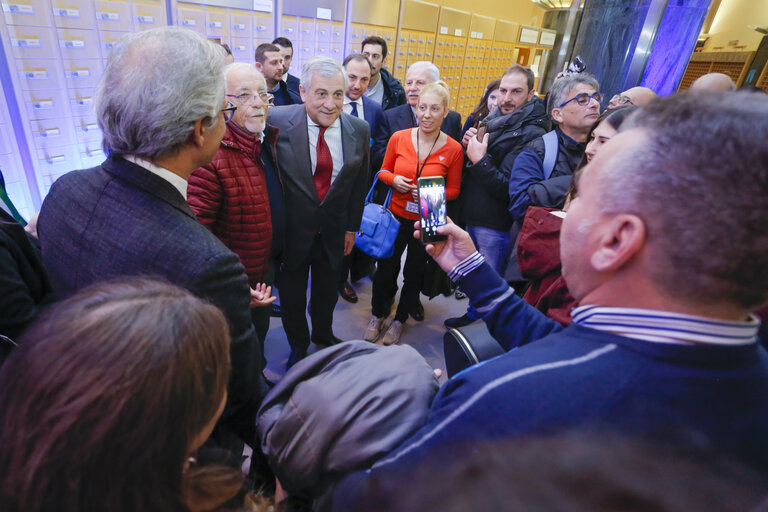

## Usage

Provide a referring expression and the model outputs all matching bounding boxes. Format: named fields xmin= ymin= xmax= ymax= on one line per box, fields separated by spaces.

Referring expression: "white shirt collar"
xmin=306 ymin=114 xmax=341 ymax=130
xmin=123 ymin=155 xmax=188 ymax=199
xmin=571 ymin=305 xmax=760 ymax=346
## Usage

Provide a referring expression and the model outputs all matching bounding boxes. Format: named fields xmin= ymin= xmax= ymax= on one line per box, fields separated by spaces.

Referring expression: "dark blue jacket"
xmin=38 ymin=157 xmax=266 ymax=447
xmin=360 ymin=95 xmax=383 ymax=147
xmin=285 ymin=73 xmax=301 ymax=99
xmin=508 ymin=126 xmax=585 ymax=222
xmin=271 ymin=79 xmax=302 ymax=106
xmin=330 ymin=262 xmax=768 ymax=509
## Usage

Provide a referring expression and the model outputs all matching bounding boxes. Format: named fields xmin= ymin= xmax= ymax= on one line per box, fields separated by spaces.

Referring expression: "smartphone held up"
xmin=418 ymin=176 xmax=447 ymax=243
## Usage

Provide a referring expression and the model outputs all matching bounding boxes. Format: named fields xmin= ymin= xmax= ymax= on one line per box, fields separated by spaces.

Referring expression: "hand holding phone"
xmin=418 ymin=176 xmax=447 ymax=243
xmin=476 ymin=121 xmax=488 ymax=141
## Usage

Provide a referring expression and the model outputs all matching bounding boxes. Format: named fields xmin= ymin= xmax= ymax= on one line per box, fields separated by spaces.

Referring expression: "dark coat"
xmin=267 ymin=105 xmax=370 ymax=271
xmin=272 ymin=78 xmax=302 ymax=106
xmin=0 ymin=209 xmax=55 ymax=341
xmin=257 ymin=340 xmax=439 ymax=499
xmin=371 ymin=104 xmax=462 ymax=172
xmin=462 ymin=98 xmax=550 ymax=231
xmin=285 ymin=73 xmax=301 ymax=98
xmin=188 ymin=123 xmax=279 ymax=286
xmin=508 ymin=126 xmax=586 ymax=221
xmin=37 ymin=156 xmax=265 ymax=447
xmin=379 ymin=68 xmax=406 ymax=111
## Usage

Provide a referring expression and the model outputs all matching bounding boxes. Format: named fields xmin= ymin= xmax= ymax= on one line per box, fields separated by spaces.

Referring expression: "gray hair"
xmin=407 ymin=61 xmax=440 ymax=83
xmin=598 ymin=92 xmax=768 ymax=309
xmin=95 ymin=27 xmax=226 ymax=159
xmin=224 ymin=62 xmax=262 ymax=80
xmin=300 ymin=56 xmax=347 ymax=91
xmin=547 ymin=73 xmax=600 ymax=118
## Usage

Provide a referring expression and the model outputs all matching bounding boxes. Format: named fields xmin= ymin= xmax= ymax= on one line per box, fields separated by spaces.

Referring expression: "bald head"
xmin=608 ymin=86 xmax=657 ymax=109
xmin=690 ymin=73 xmax=736 ymax=93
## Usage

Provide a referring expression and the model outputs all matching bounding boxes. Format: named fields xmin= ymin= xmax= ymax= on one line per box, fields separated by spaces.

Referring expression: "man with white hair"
xmin=372 ymin=61 xmax=462 ymax=171
xmin=267 ymin=56 xmax=370 ymax=368
xmin=37 ymin=27 xmax=266 ymax=454
xmin=187 ymin=63 xmax=284 ymax=364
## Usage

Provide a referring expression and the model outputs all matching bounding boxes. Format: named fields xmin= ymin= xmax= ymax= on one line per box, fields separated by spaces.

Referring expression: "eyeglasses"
xmin=226 ymin=91 xmax=274 ymax=105
xmin=610 ymin=94 xmax=634 ymax=106
xmin=559 ymin=92 xmax=603 ymax=108
xmin=221 ymin=101 xmax=237 ymax=122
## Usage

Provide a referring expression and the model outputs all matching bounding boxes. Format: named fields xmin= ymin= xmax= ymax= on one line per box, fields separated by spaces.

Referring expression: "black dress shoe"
xmin=270 ymin=304 xmax=281 ymax=317
xmin=444 ymin=313 xmax=476 ymax=329
xmin=410 ymin=302 xmax=425 ymax=322
xmin=286 ymin=350 xmax=306 ymax=370
xmin=339 ymin=281 xmax=359 ymax=303
xmin=313 ymin=336 xmax=343 ymax=348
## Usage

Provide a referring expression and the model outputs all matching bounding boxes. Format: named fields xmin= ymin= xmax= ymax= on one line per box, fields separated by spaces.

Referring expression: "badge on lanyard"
xmin=405 ymin=201 xmax=419 ymax=213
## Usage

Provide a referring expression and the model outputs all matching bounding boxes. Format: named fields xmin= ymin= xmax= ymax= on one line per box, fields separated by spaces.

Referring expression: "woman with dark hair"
xmin=460 ymin=79 xmax=501 ymax=139
xmin=518 ymin=106 xmax=637 ymax=325
xmin=0 ymin=279 xmax=257 ymax=512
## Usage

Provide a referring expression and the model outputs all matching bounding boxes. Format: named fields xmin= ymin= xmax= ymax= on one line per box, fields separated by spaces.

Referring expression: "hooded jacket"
xmin=379 ymin=68 xmax=407 ymax=111
xmin=462 ymin=97 xmax=550 ymax=231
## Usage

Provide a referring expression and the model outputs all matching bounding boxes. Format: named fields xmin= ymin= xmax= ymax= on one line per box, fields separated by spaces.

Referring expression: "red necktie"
xmin=314 ymin=126 xmax=333 ymax=201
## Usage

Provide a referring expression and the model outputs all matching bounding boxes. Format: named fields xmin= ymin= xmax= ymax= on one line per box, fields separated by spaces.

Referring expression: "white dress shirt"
xmin=307 ymin=115 xmax=343 ymax=185
xmin=343 ymin=96 xmax=365 ymax=119
xmin=123 ymin=154 xmax=188 ymax=199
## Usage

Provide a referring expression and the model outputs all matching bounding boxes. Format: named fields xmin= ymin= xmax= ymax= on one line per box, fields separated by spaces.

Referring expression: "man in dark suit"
xmin=272 ymin=36 xmax=301 ymax=98
xmin=268 ymin=56 xmax=370 ymax=368
xmin=372 ymin=60 xmax=462 ymax=171
xmin=37 ymin=27 xmax=267 ymax=455
xmin=338 ymin=53 xmax=383 ymax=303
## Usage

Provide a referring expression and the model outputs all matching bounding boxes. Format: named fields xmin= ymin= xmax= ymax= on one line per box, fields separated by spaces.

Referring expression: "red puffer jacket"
xmin=188 ymin=122 xmax=273 ymax=286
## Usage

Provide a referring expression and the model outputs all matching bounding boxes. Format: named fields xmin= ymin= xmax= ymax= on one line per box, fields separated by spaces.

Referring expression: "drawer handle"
xmin=5 ymin=3 xmax=35 ymax=14
xmin=136 ymin=15 xmax=154 ymax=24
xmin=97 ymin=11 xmax=120 ymax=21
xmin=33 ymin=100 xmax=53 ymax=109
xmin=45 ymin=155 xmax=67 ymax=164
xmin=53 ymin=8 xmax=80 ymax=17
xmin=40 ymin=128 xmax=60 ymax=138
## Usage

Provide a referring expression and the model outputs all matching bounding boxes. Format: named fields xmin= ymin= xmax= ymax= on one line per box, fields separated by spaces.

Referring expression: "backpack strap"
xmin=541 ymin=130 xmax=559 ymax=180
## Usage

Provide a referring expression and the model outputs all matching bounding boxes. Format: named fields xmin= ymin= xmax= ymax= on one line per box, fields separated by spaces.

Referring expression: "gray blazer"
xmin=268 ymin=104 xmax=370 ymax=270
xmin=37 ymin=156 xmax=265 ymax=446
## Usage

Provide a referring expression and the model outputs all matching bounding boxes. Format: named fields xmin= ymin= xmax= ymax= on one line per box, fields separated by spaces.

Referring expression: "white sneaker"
xmin=364 ymin=315 xmax=385 ymax=342
xmin=381 ymin=320 xmax=404 ymax=345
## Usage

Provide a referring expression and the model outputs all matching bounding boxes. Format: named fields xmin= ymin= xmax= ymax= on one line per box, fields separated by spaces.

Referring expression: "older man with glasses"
xmin=607 ymin=86 xmax=657 ymax=110
xmin=188 ymin=63 xmax=285 ymax=370
xmin=37 ymin=27 xmax=268 ymax=461
xmin=509 ymin=73 xmax=601 ymax=223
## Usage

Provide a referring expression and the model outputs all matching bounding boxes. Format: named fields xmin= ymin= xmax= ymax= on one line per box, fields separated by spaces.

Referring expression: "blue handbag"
xmin=355 ymin=174 xmax=401 ymax=259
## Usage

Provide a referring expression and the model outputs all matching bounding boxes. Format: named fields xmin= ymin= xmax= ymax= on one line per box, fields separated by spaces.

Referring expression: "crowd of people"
xmin=2 ymin=24 xmax=768 ymax=512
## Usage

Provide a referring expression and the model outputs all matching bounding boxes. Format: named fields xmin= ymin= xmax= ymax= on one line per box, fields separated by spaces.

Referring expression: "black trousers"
xmin=279 ymin=235 xmax=341 ymax=354
xmin=340 ymin=246 xmax=374 ymax=285
xmin=371 ymin=214 xmax=427 ymax=323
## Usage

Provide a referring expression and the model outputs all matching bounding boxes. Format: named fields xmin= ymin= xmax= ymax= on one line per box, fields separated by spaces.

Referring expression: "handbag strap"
xmin=365 ymin=171 xmax=393 ymax=207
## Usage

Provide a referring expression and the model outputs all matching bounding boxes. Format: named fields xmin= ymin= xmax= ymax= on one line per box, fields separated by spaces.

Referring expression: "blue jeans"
xmin=465 ymin=225 xmax=512 ymax=319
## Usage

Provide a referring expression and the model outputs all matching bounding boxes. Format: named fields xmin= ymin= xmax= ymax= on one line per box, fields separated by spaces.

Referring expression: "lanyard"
xmin=415 ymin=128 xmax=440 ymax=179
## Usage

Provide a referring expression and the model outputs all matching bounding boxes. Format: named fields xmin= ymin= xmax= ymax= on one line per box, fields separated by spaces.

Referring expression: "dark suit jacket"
xmin=38 ymin=156 xmax=264 ymax=446
xmin=286 ymin=73 xmax=301 ymax=98
xmin=372 ymin=104 xmax=462 ymax=172
xmin=360 ymin=95 xmax=383 ymax=139
xmin=267 ymin=104 xmax=370 ymax=271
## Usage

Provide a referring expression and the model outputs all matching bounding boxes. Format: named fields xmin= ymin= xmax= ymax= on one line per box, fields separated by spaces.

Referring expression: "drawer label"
xmin=11 ymin=37 xmax=40 ymax=47
xmin=5 ymin=4 xmax=35 ymax=14
xmin=208 ymin=21 xmax=222 ymax=28
xmin=33 ymin=100 xmax=54 ymax=109
xmin=180 ymin=18 xmax=196 ymax=27
xmin=74 ymin=97 xmax=93 ymax=106
xmin=53 ymin=8 xmax=80 ymax=17
xmin=233 ymin=23 xmax=245 ymax=30
xmin=25 ymin=70 xmax=48 ymax=79
xmin=61 ymin=39 xmax=85 ymax=48
xmin=40 ymin=128 xmax=61 ymax=137
xmin=97 ymin=11 xmax=119 ymax=20
xmin=136 ymin=15 xmax=154 ymax=23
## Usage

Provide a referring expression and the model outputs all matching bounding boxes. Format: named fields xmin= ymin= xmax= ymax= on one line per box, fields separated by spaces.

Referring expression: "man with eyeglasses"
xmin=188 ymin=63 xmax=285 ymax=368
xmin=607 ymin=86 xmax=657 ymax=110
xmin=37 ymin=28 xmax=268 ymax=463
xmin=508 ymin=73 xmax=600 ymax=223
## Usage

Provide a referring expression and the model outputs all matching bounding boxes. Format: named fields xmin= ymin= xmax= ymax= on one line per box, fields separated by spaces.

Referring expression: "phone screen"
xmin=418 ymin=176 xmax=447 ymax=243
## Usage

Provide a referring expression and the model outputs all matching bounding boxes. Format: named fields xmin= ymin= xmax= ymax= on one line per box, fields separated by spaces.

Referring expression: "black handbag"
xmin=443 ymin=320 xmax=505 ymax=378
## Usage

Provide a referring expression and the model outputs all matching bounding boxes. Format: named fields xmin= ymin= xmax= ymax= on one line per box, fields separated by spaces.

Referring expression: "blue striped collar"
xmin=572 ymin=305 xmax=760 ymax=346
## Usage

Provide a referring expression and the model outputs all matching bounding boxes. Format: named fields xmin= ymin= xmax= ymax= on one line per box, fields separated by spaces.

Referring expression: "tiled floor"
xmin=263 ymin=270 xmax=469 ymax=385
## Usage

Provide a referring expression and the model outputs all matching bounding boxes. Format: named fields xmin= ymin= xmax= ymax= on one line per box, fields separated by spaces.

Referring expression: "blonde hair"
xmin=419 ymin=80 xmax=450 ymax=110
